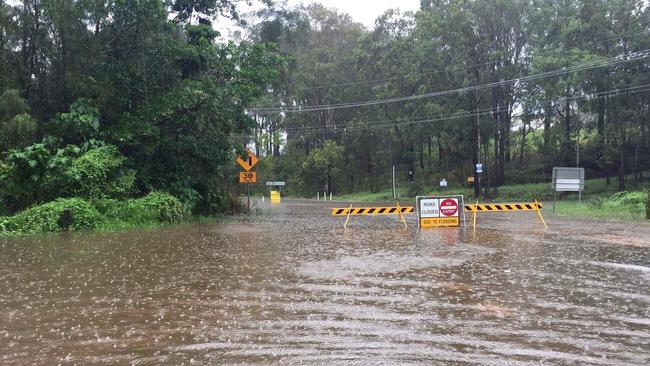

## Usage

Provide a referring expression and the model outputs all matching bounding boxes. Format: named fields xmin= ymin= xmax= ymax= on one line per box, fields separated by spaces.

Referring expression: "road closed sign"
xmin=419 ymin=198 xmax=440 ymax=218
xmin=416 ymin=195 xmax=464 ymax=228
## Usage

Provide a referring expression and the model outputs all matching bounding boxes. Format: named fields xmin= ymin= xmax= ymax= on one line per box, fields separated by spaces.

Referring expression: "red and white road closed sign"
xmin=440 ymin=198 xmax=459 ymax=217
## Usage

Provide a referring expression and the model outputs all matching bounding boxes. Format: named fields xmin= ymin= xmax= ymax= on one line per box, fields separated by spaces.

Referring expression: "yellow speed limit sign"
xmin=239 ymin=171 xmax=257 ymax=183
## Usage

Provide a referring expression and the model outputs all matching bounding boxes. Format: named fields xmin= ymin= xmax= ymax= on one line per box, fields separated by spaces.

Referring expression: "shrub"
xmin=603 ymin=191 xmax=646 ymax=210
xmin=122 ymin=192 xmax=187 ymax=224
xmin=1 ymin=198 xmax=103 ymax=235
xmin=591 ymin=191 xmax=647 ymax=211
xmin=66 ymin=145 xmax=135 ymax=199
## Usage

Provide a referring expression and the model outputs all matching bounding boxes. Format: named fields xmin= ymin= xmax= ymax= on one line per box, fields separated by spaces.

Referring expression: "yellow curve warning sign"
xmin=236 ymin=149 xmax=259 ymax=172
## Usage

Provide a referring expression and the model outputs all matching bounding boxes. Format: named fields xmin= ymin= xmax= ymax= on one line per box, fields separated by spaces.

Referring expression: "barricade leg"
xmin=535 ymin=199 xmax=548 ymax=228
xmin=344 ymin=204 xmax=353 ymax=229
xmin=472 ymin=200 xmax=478 ymax=231
xmin=396 ymin=203 xmax=408 ymax=229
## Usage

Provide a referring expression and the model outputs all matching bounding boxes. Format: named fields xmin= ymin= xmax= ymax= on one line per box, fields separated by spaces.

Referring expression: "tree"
xmin=301 ymin=141 xmax=344 ymax=194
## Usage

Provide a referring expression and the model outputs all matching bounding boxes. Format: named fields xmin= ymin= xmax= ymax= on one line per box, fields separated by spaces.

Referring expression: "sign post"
xmin=416 ymin=195 xmax=465 ymax=228
xmin=236 ymin=148 xmax=259 ymax=212
xmin=475 ymin=163 xmax=483 ymax=198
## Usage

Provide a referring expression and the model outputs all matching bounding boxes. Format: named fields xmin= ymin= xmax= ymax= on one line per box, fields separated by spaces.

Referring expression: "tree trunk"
xmin=493 ymin=113 xmax=500 ymax=186
xmin=543 ymin=103 xmax=552 ymax=166
xmin=272 ymin=117 xmax=280 ymax=157
xmin=519 ymin=122 xmax=526 ymax=166
xmin=504 ymin=109 xmax=512 ymax=163
xmin=564 ymin=88 xmax=572 ymax=165
xmin=597 ymin=96 xmax=605 ymax=137
xmin=618 ymin=128 xmax=626 ymax=191
xmin=419 ymin=137 xmax=424 ymax=170
xmin=427 ymin=133 xmax=432 ymax=167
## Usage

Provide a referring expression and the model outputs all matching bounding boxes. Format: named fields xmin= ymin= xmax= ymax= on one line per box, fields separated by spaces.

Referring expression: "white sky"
xmin=285 ymin=0 xmax=421 ymax=27
xmin=216 ymin=0 xmax=421 ymax=40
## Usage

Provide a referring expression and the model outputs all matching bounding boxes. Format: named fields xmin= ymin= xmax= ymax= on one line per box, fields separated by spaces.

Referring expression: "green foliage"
xmin=0 ymin=89 xmax=30 ymax=121
xmin=120 ymin=192 xmax=187 ymax=224
xmin=66 ymin=145 xmax=135 ymax=199
xmin=0 ymin=139 xmax=133 ymax=211
xmin=47 ymin=99 xmax=101 ymax=145
xmin=0 ymin=192 xmax=188 ymax=236
xmin=0 ymin=198 xmax=103 ymax=235
xmin=301 ymin=141 xmax=344 ymax=193
xmin=591 ymin=191 xmax=648 ymax=211
xmin=0 ymin=113 xmax=38 ymax=149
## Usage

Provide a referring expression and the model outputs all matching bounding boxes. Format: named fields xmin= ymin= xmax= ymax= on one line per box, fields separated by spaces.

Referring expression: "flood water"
xmin=1 ymin=200 xmax=650 ymax=365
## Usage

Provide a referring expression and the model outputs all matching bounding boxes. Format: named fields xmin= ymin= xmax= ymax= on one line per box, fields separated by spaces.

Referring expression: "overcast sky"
xmin=285 ymin=0 xmax=421 ymax=27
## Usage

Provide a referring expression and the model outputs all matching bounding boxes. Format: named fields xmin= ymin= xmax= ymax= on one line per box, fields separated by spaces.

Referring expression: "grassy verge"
xmin=550 ymin=200 xmax=646 ymax=221
xmin=335 ymin=176 xmax=646 ymax=203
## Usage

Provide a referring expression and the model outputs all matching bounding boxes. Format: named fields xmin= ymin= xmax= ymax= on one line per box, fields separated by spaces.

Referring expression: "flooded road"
xmin=1 ymin=200 xmax=649 ymax=365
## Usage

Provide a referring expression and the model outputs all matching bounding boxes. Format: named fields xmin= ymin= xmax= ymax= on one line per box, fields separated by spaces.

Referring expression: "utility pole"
xmin=475 ymin=71 xmax=481 ymax=198
xmin=392 ymin=165 xmax=396 ymax=199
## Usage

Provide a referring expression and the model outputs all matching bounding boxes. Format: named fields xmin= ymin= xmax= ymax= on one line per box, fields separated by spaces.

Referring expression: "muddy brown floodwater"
xmin=1 ymin=200 xmax=650 ymax=365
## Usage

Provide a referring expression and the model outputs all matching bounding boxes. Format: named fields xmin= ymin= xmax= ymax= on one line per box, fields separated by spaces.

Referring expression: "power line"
xmin=252 ymin=84 xmax=650 ymax=137
xmin=250 ymin=49 xmax=650 ymax=114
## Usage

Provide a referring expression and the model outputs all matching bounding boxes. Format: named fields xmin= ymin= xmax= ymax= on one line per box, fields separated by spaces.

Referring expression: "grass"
xmin=549 ymin=200 xmax=647 ymax=221
xmin=335 ymin=175 xmax=646 ymax=203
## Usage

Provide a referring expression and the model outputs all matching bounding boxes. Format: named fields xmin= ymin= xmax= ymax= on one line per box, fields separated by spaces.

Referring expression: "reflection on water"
xmin=1 ymin=200 xmax=649 ymax=365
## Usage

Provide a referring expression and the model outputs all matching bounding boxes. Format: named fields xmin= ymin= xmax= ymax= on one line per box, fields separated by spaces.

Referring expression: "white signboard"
xmin=266 ymin=181 xmax=286 ymax=186
xmin=555 ymin=178 xmax=581 ymax=191
xmin=419 ymin=198 xmax=440 ymax=218
xmin=440 ymin=179 xmax=448 ymax=187
xmin=476 ymin=163 xmax=483 ymax=173
xmin=552 ymin=167 xmax=584 ymax=192
xmin=416 ymin=195 xmax=464 ymax=228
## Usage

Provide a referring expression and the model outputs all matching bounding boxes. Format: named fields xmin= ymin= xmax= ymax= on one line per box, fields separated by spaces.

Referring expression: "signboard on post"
xmin=552 ymin=167 xmax=585 ymax=211
xmin=416 ymin=195 xmax=465 ymax=228
xmin=266 ymin=181 xmax=286 ymax=186
xmin=236 ymin=149 xmax=259 ymax=172
xmin=239 ymin=171 xmax=256 ymax=183
xmin=552 ymin=167 xmax=584 ymax=192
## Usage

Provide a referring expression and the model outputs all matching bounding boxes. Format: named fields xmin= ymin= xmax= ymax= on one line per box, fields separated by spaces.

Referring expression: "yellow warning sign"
xmin=239 ymin=171 xmax=257 ymax=183
xmin=270 ymin=190 xmax=281 ymax=203
xmin=236 ymin=149 xmax=259 ymax=172
xmin=420 ymin=217 xmax=459 ymax=228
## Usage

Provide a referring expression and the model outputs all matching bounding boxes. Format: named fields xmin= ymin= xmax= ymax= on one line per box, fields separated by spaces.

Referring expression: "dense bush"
xmin=0 ymin=139 xmax=134 ymax=211
xmin=0 ymin=192 xmax=188 ymax=236
xmin=120 ymin=192 xmax=187 ymax=224
xmin=591 ymin=191 xmax=647 ymax=211
xmin=0 ymin=198 xmax=103 ymax=235
xmin=67 ymin=145 xmax=135 ymax=199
